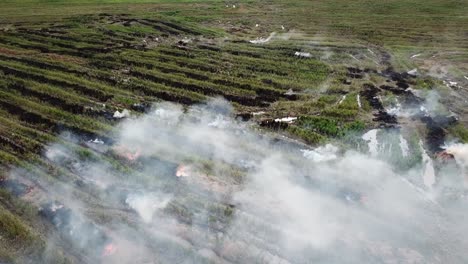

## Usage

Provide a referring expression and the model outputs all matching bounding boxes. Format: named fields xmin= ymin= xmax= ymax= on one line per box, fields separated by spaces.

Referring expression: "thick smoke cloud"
xmin=10 ymin=98 xmax=468 ymax=263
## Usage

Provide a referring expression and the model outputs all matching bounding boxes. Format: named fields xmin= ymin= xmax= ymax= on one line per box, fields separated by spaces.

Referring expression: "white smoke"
xmin=8 ymin=98 xmax=468 ymax=263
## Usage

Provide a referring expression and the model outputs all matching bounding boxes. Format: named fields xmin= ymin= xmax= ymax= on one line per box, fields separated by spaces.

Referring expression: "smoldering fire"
xmin=7 ymin=99 xmax=468 ymax=263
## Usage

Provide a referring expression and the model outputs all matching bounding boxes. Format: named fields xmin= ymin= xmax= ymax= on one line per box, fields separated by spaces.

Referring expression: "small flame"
xmin=436 ymin=151 xmax=454 ymax=162
xmin=126 ymin=149 xmax=141 ymax=161
xmin=102 ymin=243 xmax=117 ymax=257
xmin=176 ymin=165 xmax=190 ymax=177
xmin=114 ymin=146 xmax=141 ymax=161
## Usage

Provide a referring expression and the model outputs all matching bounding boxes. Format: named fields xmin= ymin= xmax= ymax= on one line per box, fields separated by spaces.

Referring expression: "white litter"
xmin=362 ymin=129 xmax=379 ymax=157
xmin=252 ymin=111 xmax=266 ymax=116
xmin=89 ymin=138 xmax=104 ymax=144
xmin=407 ymin=68 xmax=418 ymax=75
xmin=113 ymin=109 xmax=130 ymax=119
xmin=294 ymin=51 xmax=311 ymax=58
xmin=464 ymin=76 xmax=468 ymax=81
xmin=399 ymin=135 xmax=410 ymax=157
xmin=349 ymin=54 xmax=360 ymax=62
xmin=411 ymin=53 xmax=421 ymax=58
xmin=301 ymin=144 xmax=339 ymax=162
xmin=339 ymin=95 xmax=346 ymax=105
xmin=443 ymin=80 xmax=458 ymax=88
xmin=281 ymin=25 xmax=285 ymax=30
xmin=255 ymin=24 xmax=259 ymax=27
xmin=232 ymin=5 xmax=236 ymax=8
xmin=249 ymin=32 xmax=276 ymax=44
xmin=357 ymin=94 xmax=362 ymax=108
xmin=274 ymin=117 xmax=297 ymax=123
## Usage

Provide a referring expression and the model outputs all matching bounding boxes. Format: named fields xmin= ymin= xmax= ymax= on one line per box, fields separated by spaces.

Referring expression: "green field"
xmin=0 ymin=0 xmax=467 ymax=262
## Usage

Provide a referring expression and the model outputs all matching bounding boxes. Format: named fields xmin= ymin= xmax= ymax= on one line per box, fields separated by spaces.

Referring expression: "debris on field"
xmin=274 ymin=117 xmax=297 ymax=123
xmin=294 ymin=51 xmax=311 ymax=58
xmin=249 ymin=32 xmax=276 ymax=44
xmin=113 ymin=109 xmax=130 ymax=119
xmin=89 ymin=138 xmax=104 ymax=144
xmin=252 ymin=111 xmax=266 ymax=116
xmin=407 ymin=68 xmax=418 ymax=75
xmin=339 ymin=95 xmax=346 ymax=104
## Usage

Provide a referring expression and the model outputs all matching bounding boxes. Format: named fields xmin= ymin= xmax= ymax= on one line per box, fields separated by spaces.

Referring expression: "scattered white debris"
xmin=274 ymin=117 xmax=297 ymax=123
xmin=232 ymin=4 xmax=236 ymax=8
xmin=281 ymin=25 xmax=285 ymax=30
xmin=89 ymin=138 xmax=104 ymax=145
xmin=249 ymin=32 xmax=276 ymax=44
xmin=411 ymin=53 xmax=421 ymax=59
xmin=294 ymin=51 xmax=311 ymax=58
xmin=339 ymin=95 xmax=347 ymax=105
xmin=252 ymin=111 xmax=266 ymax=116
xmin=407 ymin=68 xmax=418 ymax=75
xmin=443 ymin=80 xmax=459 ymax=88
xmin=362 ymin=129 xmax=379 ymax=156
xmin=301 ymin=144 xmax=339 ymax=162
xmin=113 ymin=109 xmax=130 ymax=119
xmin=357 ymin=94 xmax=362 ymax=108
xmin=464 ymin=76 xmax=468 ymax=81
xmin=179 ymin=38 xmax=192 ymax=44
xmin=349 ymin=54 xmax=360 ymax=62
xmin=285 ymin=88 xmax=295 ymax=96
xmin=255 ymin=24 xmax=259 ymax=27
xmin=399 ymin=135 xmax=410 ymax=157
xmin=419 ymin=141 xmax=435 ymax=188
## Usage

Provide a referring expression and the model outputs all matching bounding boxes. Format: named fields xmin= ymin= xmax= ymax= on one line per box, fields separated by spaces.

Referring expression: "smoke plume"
xmin=7 ymin=98 xmax=468 ymax=263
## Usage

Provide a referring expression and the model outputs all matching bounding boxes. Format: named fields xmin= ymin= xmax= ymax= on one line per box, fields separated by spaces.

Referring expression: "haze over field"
xmin=9 ymin=99 xmax=468 ymax=263
xmin=0 ymin=0 xmax=467 ymax=263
